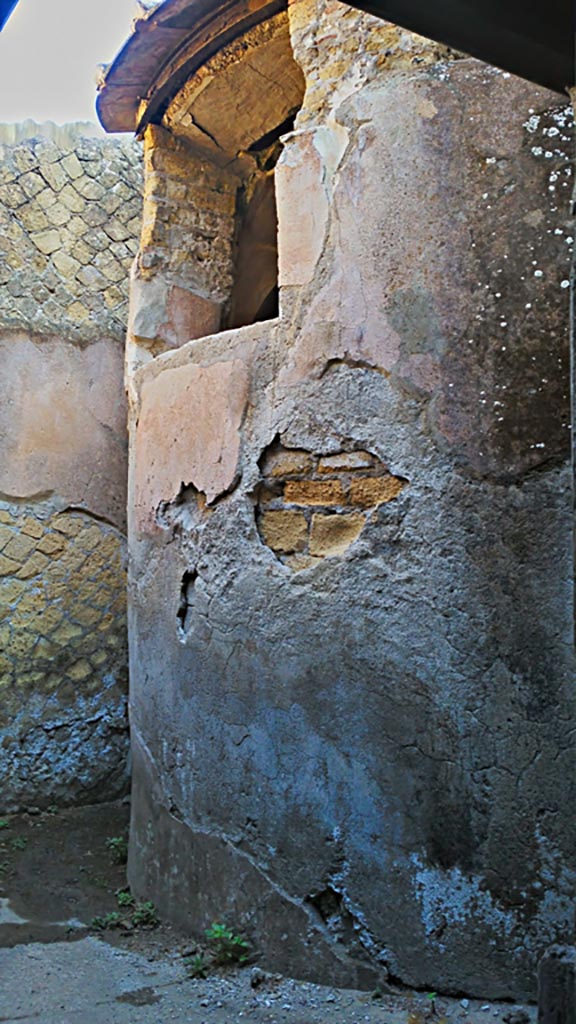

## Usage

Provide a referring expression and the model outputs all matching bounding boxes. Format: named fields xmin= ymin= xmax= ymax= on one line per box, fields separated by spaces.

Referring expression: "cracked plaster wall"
xmin=0 ymin=124 xmax=140 ymax=810
xmin=125 ymin=0 xmax=575 ymax=1000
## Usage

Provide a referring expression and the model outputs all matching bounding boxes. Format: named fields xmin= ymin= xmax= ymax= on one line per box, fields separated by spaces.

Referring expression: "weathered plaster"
xmin=0 ymin=333 xmax=127 ymax=527
xmin=121 ymin=0 xmax=574 ymax=1001
xmin=135 ymin=347 xmax=253 ymax=526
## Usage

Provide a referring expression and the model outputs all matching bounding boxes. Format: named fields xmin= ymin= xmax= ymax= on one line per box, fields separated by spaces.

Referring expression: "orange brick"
xmin=349 ymin=475 xmax=405 ymax=507
xmin=284 ymin=480 xmax=344 ymax=506
xmin=261 ymin=447 xmax=315 ymax=478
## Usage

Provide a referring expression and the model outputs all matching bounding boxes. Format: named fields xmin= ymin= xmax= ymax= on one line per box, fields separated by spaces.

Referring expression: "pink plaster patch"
xmin=135 ymin=358 xmax=249 ymax=533
xmin=0 ymin=333 xmax=127 ymax=528
xmin=160 ymin=286 xmax=221 ymax=348
xmin=276 ymin=132 xmax=328 ymax=287
xmin=279 ymin=264 xmax=402 ymax=385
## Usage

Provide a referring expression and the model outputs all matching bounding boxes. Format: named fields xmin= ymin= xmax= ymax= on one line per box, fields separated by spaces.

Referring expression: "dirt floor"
xmin=0 ymin=802 xmax=536 ymax=1024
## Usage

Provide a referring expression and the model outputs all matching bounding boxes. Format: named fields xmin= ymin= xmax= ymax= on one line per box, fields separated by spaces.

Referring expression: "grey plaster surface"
xmin=126 ymin=51 xmax=575 ymax=1003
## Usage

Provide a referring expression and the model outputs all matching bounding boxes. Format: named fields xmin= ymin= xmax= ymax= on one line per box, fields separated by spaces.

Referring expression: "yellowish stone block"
xmin=259 ymin=510 xmax=309 ymax=554
xmin=309 ymin=513 xmax=365 ymax=557
xmin=3 ymin=533 xmax=36 ymax=562
xmin=53 ymin=514 xmax=85 ymax=537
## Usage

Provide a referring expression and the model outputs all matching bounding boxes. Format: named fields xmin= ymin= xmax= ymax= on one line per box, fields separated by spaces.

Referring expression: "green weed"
xmin=205 ymin=922 xmax=251 ymax=966
xmin=116 ymin=888 xmax=135 ymax=908
xmin=131 ymin=901 xmax=159 ymax=927
xmin=91 ymin=911 xmax=122 ymax=930
xmin=105 ymin=835 xmax=128 ymax=865
xmin=185 ymin=953 xmax=209 ymax=979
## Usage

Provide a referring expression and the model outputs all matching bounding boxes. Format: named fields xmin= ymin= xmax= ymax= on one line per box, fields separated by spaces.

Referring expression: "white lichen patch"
xmin=410 ymin=854 xmax=516 ymax=943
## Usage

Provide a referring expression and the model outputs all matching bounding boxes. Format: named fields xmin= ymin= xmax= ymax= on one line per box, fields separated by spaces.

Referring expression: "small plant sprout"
xmin=10 ymin=836 xmax=27 ymax=851
xmin=205 ymin=922 xmax=251 ymax=966
xmin=116 ymin=887 xmax=135 ymax=908
xmin=185 ymin=953 xmax=209 ymax=979
xmin=91 ymin=898 xmax=158 ymax=931
xmin=105 ymin=835 xmax=128 ymax=865
xmin=131 ymin=901 xmax=159 ymax=927
xmin=91 ymin=911 xmax=122 ymax=930
xmin=0 ymin=819 xmax=9 ymax=830
xmin=427 ymin=992 xmax=438 ymax=1016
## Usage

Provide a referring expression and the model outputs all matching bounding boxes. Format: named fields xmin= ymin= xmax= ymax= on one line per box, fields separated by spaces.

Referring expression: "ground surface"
xmin=0 ymin=802 xmax=536 ymax=1024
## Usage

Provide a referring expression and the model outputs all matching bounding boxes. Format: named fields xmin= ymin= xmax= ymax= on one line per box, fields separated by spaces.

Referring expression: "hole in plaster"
xmin=306 ymin=886 xmax=388 ymax=969
xmin=307 ymin=887 xmax=357 ymax=946
xmin=254 ymin=440 xmax=408 ymax=570
xmin=156 ymin=483 xmax=208 ymax=534
xmin=320 ymin=357 xmax=390 ymax=378
xmin=177 ymin=569 xmax=197 ymax=639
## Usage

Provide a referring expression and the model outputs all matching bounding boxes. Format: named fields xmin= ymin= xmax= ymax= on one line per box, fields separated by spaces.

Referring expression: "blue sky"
xmin=0 ymin=0 xmax=138 ymax=126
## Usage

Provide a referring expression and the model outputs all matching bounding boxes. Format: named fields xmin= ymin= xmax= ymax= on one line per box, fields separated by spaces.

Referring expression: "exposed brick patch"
xmin=255 ymin=441 xmax=408 ymax=568
xmin=261 ymin=447 xmax=315 ymax=478
xmin=140 ymin=125 xmax=237 ymax=303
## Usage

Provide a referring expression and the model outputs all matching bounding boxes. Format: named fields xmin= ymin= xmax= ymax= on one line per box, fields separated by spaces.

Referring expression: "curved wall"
xmin=122 ymin=0 xmax=574 ymax=998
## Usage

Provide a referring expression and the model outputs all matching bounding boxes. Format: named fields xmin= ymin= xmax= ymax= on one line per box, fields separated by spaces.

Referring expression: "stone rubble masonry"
xmin=287 ymin=0 xmax=462 ymax=131
xmin=125 ymin=125 xmax=237 ymax=383
xmin=0 ymin=123 xmax=135 ymax=811
xmin=140 ymin=124 xmax=237 ymax=303
xmin=0 ymin=122 xmax=142 ymax=342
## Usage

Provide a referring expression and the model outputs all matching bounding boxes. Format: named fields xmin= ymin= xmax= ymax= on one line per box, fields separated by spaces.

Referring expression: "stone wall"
xmin=119 ymin=0 xmax=574 ymax=1002
xmin=0 ymin=122 xmax=140 ymax=340
xmin=0 ymin=123 xmax=141 ymax=811
xmin=127 ymin=125 xmax=235 ymax=385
